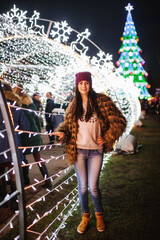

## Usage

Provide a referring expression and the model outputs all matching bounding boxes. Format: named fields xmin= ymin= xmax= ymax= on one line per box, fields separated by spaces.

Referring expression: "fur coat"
xmin=57 ymin=93 xmax=127 ymax=165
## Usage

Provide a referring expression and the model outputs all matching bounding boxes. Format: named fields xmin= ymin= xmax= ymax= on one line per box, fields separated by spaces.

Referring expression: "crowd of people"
xmin=0 ymin=82 xmax=66 ymax=209
xmin=140 ymin=97 xmax=160 ymax=119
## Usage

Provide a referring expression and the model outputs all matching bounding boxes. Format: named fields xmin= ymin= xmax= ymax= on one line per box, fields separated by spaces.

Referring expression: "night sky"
xmin=1 ymin=0 xmax=160 ymax=94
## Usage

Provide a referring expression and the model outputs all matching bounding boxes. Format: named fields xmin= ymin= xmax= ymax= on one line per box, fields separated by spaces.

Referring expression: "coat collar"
xmin=4 ymin=91 xmax=22 ymax=106
xmin=19 ymin=93 xmax=33 ymax=106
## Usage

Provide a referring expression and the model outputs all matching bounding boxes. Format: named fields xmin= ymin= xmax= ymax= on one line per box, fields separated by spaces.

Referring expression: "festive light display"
xmin=0 ymin=5 xmax=141 ymax=129
xmin=0 ymin=5 xmax=142 ymax=239
xmin=116 ymin=3 xmax=151 ymax=99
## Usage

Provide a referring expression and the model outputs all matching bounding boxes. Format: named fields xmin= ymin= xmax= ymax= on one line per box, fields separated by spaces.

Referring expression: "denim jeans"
xmin=74 ymin=149 xmax=104 ymax=213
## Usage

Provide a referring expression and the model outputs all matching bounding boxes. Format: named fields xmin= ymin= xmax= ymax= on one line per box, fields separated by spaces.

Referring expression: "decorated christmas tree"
xmin=116 ymin=3 xmax=151 ymax=99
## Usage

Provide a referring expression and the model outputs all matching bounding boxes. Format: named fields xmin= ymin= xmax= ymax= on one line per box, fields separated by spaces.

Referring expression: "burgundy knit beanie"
xmin=75 ymin=72 xmax=92 ymax=87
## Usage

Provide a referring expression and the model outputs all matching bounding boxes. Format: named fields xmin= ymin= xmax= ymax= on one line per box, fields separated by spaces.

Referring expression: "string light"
xmin=0 ymin=166 xmax=14 ymax=180
xmin=0 ymin=5 xmax=140 ymax=131
xmin=0 ymin=212 xmax=19 ymax=234
xmin=27 ymin=186 xmax=78 ymax=230
xmin=48 ymin=199 xmax=79 ymax=240
xmin=0 ymin=129 xmax=6 ymax=138
xmin=26 ymin=172 xmax=75 ymax=209
xmin=34 ymin=192 xmax=79 ymax=239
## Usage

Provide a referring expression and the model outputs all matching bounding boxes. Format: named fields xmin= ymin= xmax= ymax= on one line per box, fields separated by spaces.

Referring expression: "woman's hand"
xmin=50 ymin=132 xmax=65 ymax=140
xmin=97 ymin=136 xmax=105 ymax=146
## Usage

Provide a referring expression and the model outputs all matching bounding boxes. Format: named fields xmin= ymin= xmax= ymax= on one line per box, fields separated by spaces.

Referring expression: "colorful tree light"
xmin=117 ymin=3 xmax=151 ymax=99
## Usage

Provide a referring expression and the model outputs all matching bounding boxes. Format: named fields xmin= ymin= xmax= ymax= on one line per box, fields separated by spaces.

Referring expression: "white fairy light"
xmin=14 ymin=235 xmax=20 ymax=240
xmin=38 ymin=146 xmax=41 ymax=151
xmin=29 ymin=205 xmax=34 ymax=211
xmin=22 ymin=148 xmax=26 ymax=153
xmin=38 ymin=162 xmax=42 ymax=168
xmin=0 ymin=130 xmax=5 ymax=138
xmin=4 ymin=194 xmax=10 ymax=200
xmin=31 ymin=185 xmax=37 ymax=191
xmin=4 ymin=151 xmax=8 ymax=159
xmin=34 ymin=178 xmax=40 ymax=183
xmin=55 ymin=188 xmax=60 ymax=192
xmin=0 ymin=211 xmax=19 ymax=233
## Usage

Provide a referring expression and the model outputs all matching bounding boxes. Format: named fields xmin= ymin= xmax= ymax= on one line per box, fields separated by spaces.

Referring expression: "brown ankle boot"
xmin=77 ymin=213 xmax=91 ymax=234
xmin=95 ymin=212 xmax=105 ymax=232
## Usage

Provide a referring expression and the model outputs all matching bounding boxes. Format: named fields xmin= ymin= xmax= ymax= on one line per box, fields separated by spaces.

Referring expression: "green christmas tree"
xmin=116 ymin=3 xmax=151 ymax=99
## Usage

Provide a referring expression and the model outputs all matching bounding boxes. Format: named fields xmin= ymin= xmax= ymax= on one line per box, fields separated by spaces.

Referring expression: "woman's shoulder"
xmin=96 ymin=93 xmax=117 ymax=110
xmin=96 ymin=93 xmax=112 ymax=103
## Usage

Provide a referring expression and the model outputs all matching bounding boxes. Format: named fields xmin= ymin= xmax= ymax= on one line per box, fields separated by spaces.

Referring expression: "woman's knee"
xmin=89 ymin=185 xmax=99 ymax=196
xmin=79 ymin=183 xmax=88 ymax=193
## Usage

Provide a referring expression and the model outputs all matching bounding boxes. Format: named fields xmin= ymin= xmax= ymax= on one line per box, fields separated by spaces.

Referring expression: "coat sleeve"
xmin=34 ymin=114 xmax=41 ymax=132
xmin=18 ymin=110 xmax=30 ymax=131
xmin=102 ymin=96 xmax=127 ymax=151
xmin=45 ymin=99 xmax=54 ymax=122
xmin=31 ymin=103 xmax=41 ymax=132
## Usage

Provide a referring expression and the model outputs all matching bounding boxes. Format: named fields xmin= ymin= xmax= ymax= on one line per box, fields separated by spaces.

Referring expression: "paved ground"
xmin=0 ymin=127 xmax=70 ymax=237
xmin=24 ymin=128 xmax=69 ymax=203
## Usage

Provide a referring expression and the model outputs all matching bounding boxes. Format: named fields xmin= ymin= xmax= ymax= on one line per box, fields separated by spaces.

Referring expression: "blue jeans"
xmin=74 ymin=149 xmax=104 ymax=213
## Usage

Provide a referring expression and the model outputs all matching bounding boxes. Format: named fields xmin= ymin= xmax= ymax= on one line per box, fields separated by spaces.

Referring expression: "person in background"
xmin=32 ymin=93 xmax=43 ymax=111
xmin=45 ymin=92 xmax=54 ymax=144
xmin=63 ymin=87 xmax=76 ymax=110
xmin=32 ymin=93 xmax=44 ymax=127
xmin=0 ymin=83 xmax=30 ymax=209
xmin=16 ymin=90 xmax=53 ymax=189
xmin=13 ymin=83 xmax=31 ymax=186
xmin=51 ymin=72 xmax=127 ymax=234
xmin=156 ymin=97 xmax=160 ymax=121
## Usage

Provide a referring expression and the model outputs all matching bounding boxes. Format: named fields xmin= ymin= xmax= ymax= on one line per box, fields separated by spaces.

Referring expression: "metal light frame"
xmin=0 ymin=82 xmax=27 ymax=239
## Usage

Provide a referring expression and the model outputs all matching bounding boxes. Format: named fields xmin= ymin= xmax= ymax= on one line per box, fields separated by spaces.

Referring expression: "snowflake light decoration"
xmin=50 ymin=20 xmax=72 ymax=42
xmin=3 ymin=4 xmax=27 ymax=32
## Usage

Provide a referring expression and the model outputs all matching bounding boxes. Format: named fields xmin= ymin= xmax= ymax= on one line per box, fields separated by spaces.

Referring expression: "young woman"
xmin=51 ymin=72 xmax=127 ymax=233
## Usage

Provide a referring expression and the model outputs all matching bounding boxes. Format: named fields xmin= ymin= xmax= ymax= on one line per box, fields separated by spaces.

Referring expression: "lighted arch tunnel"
xmin=0 ymin=5 xmax=141 ymax=135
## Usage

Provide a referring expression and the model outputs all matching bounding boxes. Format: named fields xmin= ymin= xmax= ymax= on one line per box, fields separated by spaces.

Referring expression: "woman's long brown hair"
xmin=72 ymin=87 xmax=104 ymax=122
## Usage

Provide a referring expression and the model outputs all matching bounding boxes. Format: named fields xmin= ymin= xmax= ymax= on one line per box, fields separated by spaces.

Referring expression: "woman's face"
xmin=78 ymin=81 xmax=90 ymax=96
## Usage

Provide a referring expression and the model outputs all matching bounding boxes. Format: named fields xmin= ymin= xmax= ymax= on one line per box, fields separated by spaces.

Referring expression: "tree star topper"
xmin=125 ymin=3 xmax=134 ymax=12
